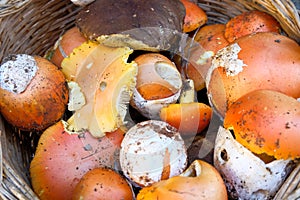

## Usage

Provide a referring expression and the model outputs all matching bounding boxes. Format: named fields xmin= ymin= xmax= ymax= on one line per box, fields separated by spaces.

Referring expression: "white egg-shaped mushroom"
xmin=120 ymin=120 xmax=187 ymax=187
xmin=213 ymin=126 xmax=293 ymax=200
xmin=130 ymin=53 xmax=183 ymax=119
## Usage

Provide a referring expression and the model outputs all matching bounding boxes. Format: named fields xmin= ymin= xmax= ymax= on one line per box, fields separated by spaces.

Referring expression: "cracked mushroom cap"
xmin=76 ymin=0 xmax=185 ymax=51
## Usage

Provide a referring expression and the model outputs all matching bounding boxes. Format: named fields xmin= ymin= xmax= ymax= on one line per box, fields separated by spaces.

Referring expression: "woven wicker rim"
xmin=0 ymin=0 xmax=300 ymax=200
xmin=0 ymin=0 xmax=31 ymax=17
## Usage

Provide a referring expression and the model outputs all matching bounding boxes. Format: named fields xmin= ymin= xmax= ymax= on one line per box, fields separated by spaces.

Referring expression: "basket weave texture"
xmin=0 ymin=0 xmax=299 ymax=199
xmin=0 ymin=0 xmax=31 ymax=17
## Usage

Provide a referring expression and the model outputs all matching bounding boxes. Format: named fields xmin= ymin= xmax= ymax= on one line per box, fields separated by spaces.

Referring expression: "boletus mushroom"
xmin=76 ymin=0 xmax=186 ymax=51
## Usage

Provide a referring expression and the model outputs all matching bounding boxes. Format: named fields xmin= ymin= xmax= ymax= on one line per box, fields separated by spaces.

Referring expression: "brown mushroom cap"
xmin=76 ymin=0 xmax=185 ymax=51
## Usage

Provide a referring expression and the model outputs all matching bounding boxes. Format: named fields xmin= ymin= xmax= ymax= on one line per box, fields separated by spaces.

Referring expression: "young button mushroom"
xmin=0 ymin=54 xmax=68 ymax=131
xmin=119 ymin=120 xmax=188 ymax=187
xmin=30 ymin=120 xmax=124 ymax=200
xmin=137 ymin=160 xmax=228 ymax=200
xmin=159 ymin=79 xmax=212 ymax=137
xmin=214 ymin=126 xmax=294 ymax=200
xmin=76 ymin=0 xmax=186 ymax=51
xmin=133 ymin=53 xmax=176 ymax=100
xmin=130 ymin=53 xmax=183 ymax=119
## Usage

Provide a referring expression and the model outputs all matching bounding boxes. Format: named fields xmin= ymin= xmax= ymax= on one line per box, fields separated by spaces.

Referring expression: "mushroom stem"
xmin=179 ymin=79 xmax=197 ymax=103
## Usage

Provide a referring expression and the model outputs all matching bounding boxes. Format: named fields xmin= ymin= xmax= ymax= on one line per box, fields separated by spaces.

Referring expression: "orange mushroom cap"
xmin=160 ymin=102 xmax=212 ymax=136
xmin=184 ymin=24 xmax=229 ymax=91
xmin=207 ymin=32 xmax=300 ymax=117
xmin=224 ymin=89 xmax=300 ymax=160
xmin=51 ymin=26 xmax=87 ymax=68
xmin=30 ymin=120 xmax=124 ymax=200
xmin=224 ymin=10 xmax=281 ymax=43
xmin=195 ymin=24 xmax=229 ymax=54
xmin=72 ymin=168 xmax=133 ymax=200
xmin=180 ymin=0 xmax=207 ymax=32
xmin=0 ymin=55 xmax=68 ymax=131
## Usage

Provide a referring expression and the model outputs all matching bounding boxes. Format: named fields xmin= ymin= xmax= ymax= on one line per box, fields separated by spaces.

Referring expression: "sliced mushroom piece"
xmin=76 ymin=0 xmax=186 ymax=51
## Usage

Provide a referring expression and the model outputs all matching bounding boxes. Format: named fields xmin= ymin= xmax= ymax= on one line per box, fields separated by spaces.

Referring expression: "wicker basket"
xmin=0 ymin=0 xmax=31 ymax=18
xmin=0 ymin=0 xmax=299 ymax=199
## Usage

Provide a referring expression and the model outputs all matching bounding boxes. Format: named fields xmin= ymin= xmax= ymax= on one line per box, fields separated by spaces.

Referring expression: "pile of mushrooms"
xmin=1 ymin=0 xmax=300 ymax=200
xmin=27 ymin=0 xmax=223 ymax=199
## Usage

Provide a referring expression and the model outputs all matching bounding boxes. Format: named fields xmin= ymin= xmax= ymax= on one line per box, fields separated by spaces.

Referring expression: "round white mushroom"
xmin=120 ymin=120 xmax=187 ymax=187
